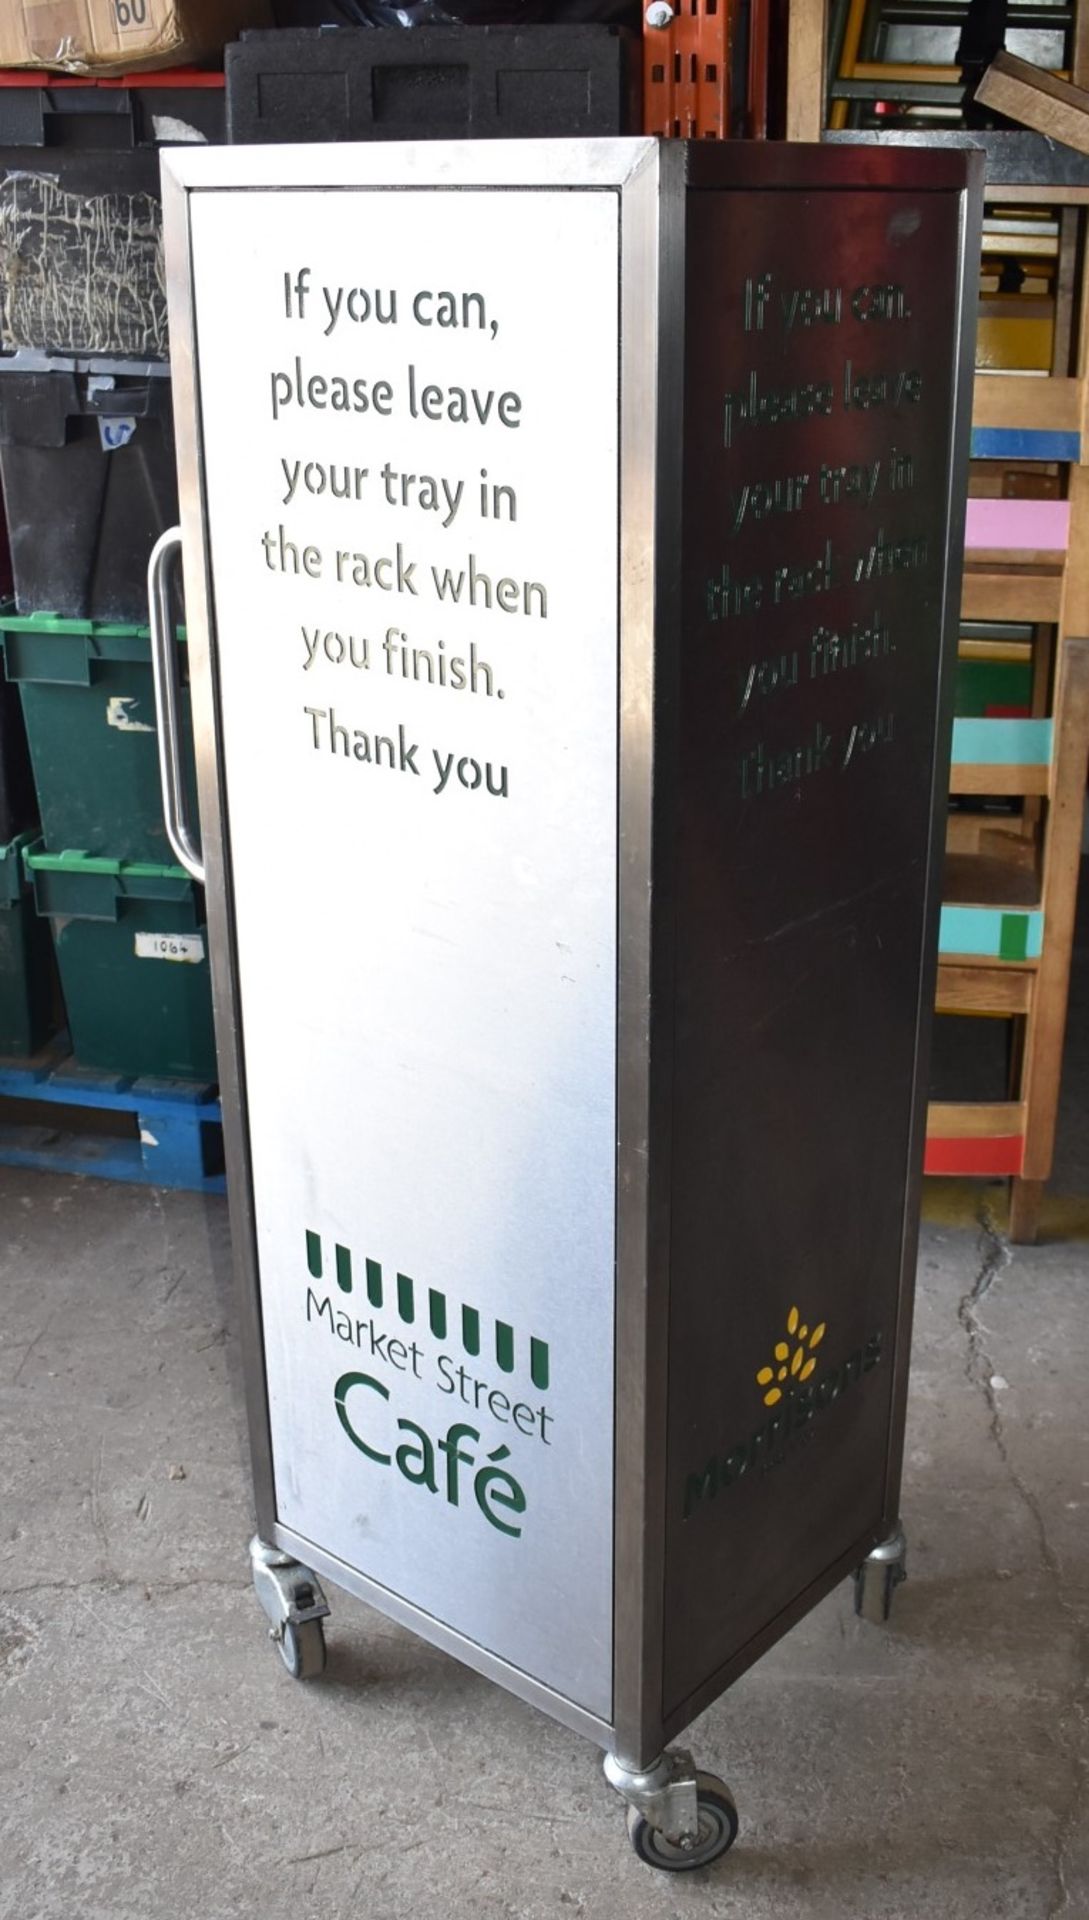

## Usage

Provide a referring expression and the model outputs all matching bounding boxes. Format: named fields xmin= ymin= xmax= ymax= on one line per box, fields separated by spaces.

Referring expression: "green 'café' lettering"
xmin=333 ymin=1369 xmax=527 ymax=1537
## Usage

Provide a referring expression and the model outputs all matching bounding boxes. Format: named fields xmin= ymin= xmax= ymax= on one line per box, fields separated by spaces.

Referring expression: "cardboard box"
xmin=0 ymin=0 xmax=271 ymax=77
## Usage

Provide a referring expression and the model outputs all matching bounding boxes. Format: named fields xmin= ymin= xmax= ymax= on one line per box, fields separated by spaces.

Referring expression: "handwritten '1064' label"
xmin=133 ymin=932 xmax=205 ymax=965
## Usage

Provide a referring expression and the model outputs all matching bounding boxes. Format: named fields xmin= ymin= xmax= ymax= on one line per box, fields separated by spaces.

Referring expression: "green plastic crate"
xmin=0 ymin=611 xmax=198 ymax=865
xmin=0 ymin=831 xmax=55 ymax=1057
xmin=954 ymin=656 xmax=1033 ymax=718
xmin=25 ymin=847 xmax=216 ymax=1082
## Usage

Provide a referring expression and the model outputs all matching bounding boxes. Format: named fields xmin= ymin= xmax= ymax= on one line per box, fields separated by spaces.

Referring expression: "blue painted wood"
xmin=0 ymin=1044 xmax=223 ymax=1192
xmin=970 ymin=426 xmax=1081 ymax=462
xmin=951 ymin=717 xmax=1053 ymax=766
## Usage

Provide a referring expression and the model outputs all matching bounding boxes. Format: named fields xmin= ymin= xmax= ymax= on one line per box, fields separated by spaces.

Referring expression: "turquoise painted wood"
xmin=951 ymin=717 xmax=1053 ymax=766
xmin=939 ymin=905 xmax=1044 ymax=961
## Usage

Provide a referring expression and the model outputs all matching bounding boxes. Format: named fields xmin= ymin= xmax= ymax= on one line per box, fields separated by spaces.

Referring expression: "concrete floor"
xmin=2 ymin=912 xmax=1088 ymax=1917
xmin=0 ymin=1186 xmax=1085 ymax=1918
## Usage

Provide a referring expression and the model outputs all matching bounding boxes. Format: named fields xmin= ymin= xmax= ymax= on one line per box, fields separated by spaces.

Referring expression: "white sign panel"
xmin=189 ymin=187 xmax=620 ymax=1717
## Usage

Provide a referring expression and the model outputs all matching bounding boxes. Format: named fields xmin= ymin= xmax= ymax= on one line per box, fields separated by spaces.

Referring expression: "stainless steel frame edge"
xmin=881 ymin=153 xmax=985 ymax=1529
xmin=160 ymin=157 xmax=279 ymax=1544
xmin=159 ymin=137 xmax=661 ymax=1756
xmin=611 ymin=138 xmax=687 ymax=1770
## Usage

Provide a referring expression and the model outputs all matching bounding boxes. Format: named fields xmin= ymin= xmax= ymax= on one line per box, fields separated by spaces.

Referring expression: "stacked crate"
xmin=0 ymin=402 xmax=53 ymax=1057
xmin=783 ymin=13 xmax=1089 ymax=1241
xmin=0 ymin=73 xmax=222 ymax=1079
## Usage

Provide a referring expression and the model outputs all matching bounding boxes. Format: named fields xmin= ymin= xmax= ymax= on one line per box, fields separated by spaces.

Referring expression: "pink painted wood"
xmin=964 ymin=498 xmax=1071 ymax=552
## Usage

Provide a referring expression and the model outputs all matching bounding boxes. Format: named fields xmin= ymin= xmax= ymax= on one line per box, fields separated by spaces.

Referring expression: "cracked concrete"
xmin=949 ymin=1207 xmax=1089 ymax=1920
xmin=3 ymin=915 xmax=1089 ymax=1920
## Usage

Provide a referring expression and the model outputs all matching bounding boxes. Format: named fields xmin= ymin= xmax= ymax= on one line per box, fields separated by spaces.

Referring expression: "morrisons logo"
xmin=682 ymin=1320 xmax=883 ymax=1520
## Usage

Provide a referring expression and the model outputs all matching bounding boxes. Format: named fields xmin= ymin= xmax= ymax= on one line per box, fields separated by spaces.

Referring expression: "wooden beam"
xmin=1019 ymin=631 xmax=1089 ymax=1178
xmin=961 ymin=568 xmax=1063 ymax=621
xmin=949 ymin=763 xmax=1050 ymax=795
xmin=958 ymin=638 xmax=1033 ymax=664
xmin=964 ymin=498 xmax=1070 ymax=552
xmin=976 ymin=52 xmax=1089 ymax=156
xmin=972 ymin=372 xmax=1081 ymax=435
xmin=936 ymin=965 xmax=1034 ymax=1014
xmin=927 ymin=1101 xmax=1026 ymax=1138
xmin=1075 ymin=0 xmax=1089 ymax=88
xmin=785 ymin=0 xmax=827 ymax=141
xmin=988 ymin=186 xmax=1089 ymax=206
xmin=980 ymin=230 xmax=1059 ymax=258
xmin=1051 ymin=208 xmax=1080 ymax=374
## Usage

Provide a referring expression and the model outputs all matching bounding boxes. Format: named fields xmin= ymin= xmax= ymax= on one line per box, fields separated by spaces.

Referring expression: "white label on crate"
xmin=99 ymin=417 xmax=136 ymax=452
xmin=134 ymin=932 xmax=205 ymax=965
xmin=188 ymin=184 xmax=620 ymax=1721
xmin=107 ymin=695 xmax=155 ymax=733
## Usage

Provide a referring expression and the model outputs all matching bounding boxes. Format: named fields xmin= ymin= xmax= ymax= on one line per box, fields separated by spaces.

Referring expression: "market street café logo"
xmin=303 ymin=1227 xmax=553 ymax=1542
xmin=682 ymin=1305 xmax=883 ymax=1519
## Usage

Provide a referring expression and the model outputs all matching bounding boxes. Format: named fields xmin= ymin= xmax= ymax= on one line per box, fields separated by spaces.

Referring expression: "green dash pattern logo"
xmin=302 ymin=1227 xmax=555 ymax=1540
xmin=682 ymin=1303 xmax=884 ymax=1521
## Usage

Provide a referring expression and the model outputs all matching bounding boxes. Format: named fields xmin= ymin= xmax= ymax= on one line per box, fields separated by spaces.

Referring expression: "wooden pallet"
xmin=0 ymin=1039 xmax=224 ymax=1193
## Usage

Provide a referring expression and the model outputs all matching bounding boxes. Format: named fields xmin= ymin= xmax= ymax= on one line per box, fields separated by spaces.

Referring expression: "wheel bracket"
xmin=249 ymin=1535 xmax=331 ymax=1635
xmin=604 ymin=1748 xmax=701 ymax=1847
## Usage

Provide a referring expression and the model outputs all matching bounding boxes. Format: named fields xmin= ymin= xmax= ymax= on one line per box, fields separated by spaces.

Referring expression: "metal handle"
xmin=148 ymin=526 xmax=205 ymax=886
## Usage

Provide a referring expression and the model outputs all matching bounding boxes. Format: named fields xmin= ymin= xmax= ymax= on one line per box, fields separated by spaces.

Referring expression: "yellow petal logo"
xmin=756 ymin=1306 xmax=826 ymax=1407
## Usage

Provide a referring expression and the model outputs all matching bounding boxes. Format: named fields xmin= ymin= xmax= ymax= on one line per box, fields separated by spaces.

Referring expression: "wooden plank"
xmin=925 ymin=1132 xmax=1025 ymax=1175
xmin=943 ymin=844 xmax=1041 ymax=900
xmin=1019 ymin=632 xmax=1089 ymax=1178
xmin=974 ymin=185 xmax=1089 ymax=207
xmin=1076 ymin=0 xmax=1089 ymax=88
xmin=980 ymin=230 xmax=1060 ymax=258
xmin=958 ymin=638 xmax=1034 ymax=664
xmin=1008 ymin=1177 xmax=1044 ymax=1241
xmin=964 ymin=499 xmax=1069 ymax=550
xmin=972 ymin=427 xmax=1081 ymax=460
xmin=965 ymin=549 xmax=1068 ymax=571
xmin=936 ymin=965 xmax=1033 ymax=1014
xmin=944 ymin=814 xmax=1037 ymax=858
xmin=961 ymin=569 xmax=1063 ymax=621
xmin=950 ymin=764 xmax=1049 ymax=796
xmin=951 ymin=716 xmax=1052 ymax=763
xmin=976 ymin=52 xmax=1089 ymax=156
xmin=785 ymin=0 xmax=827 ymax=141
xmin=926 ymin=1101 xmax=1026 ymax=1138
xmin=1051 ymin=208 xmax=1080 ymax=374
xmin=1059 ymin=467 xmax=1089 ymax=637
xmin=972 ymin=371 xmax=1080 ymax=434
xmin=851 ymin=62 xmax=976 ymax=85
xmin=939 ymin=905 xmax=1044 ymax=959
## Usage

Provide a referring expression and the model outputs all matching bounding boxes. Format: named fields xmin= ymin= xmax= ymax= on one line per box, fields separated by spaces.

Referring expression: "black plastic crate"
xmin=0 ymin=148 xmax=164 ymax=357
xmin=226 ymin=24 xmax=639 ymax=142
xmin=0 ymin=76 xmax=226 ymax=149
xmin=0 ymin=358 xmax=177 ymax=623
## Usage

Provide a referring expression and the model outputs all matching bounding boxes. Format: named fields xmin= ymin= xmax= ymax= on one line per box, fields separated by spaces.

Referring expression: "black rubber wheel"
xmin=278 ymin=1618 xmax=327 ymax=1679
xmin=626 ymin=1775 xmax=739 ymax=1872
